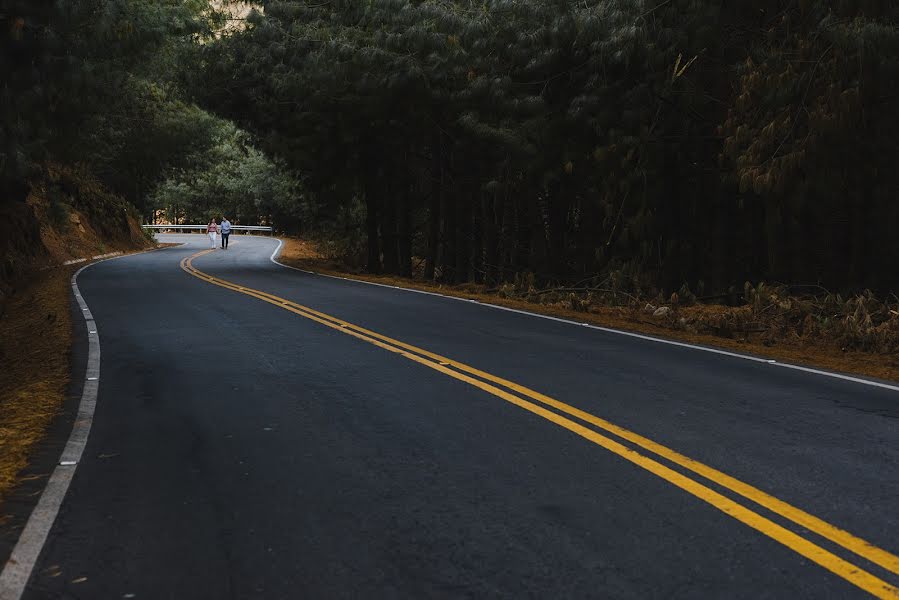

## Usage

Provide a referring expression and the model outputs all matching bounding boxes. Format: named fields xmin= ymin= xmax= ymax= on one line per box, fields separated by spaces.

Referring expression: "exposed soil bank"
xmin=0 ymin=166 xmax=153 ymax=511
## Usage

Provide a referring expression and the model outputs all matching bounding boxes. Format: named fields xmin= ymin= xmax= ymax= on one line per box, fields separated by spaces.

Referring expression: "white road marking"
xmin=0 ymin=246 xmax=171 ymax=600
xmin=61 ymin=252 xmax=122 ymax=267
xmin=0 ymin=261 xmax=102 ymax=600
xmin=267 ymin=237 xmax=899 ymax=393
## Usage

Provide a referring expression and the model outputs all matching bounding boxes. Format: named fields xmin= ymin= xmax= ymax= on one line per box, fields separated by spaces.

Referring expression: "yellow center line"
xmin=181 ymin=250 xmax=899 ymax=599
xmin=185 ymin=251 xmax=899 ymax=577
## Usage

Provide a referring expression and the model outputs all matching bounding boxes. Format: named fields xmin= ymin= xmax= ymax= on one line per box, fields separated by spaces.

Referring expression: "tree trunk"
xmin=365 ymin=186 xmax=381 ymax=274
xmin=482 ymin=188 xmax=501 ymax=284
xmin=763 ymin=195 xmax=781 ymax=282
xmin=424 ymin=133 xmax=443 ymax=281
xmin=471 ymin=187 xmax=483 ymax=284
xmin=440 ymin=159 xmax=458 ymax=283
xmin=455 ymin=183 xmax=471 ymax=282
xmin=512 ymin=189 xmax=531 ymax=274
xmin=397 ymin=178 xmax=412 ymax=278
xmin=545 ymin=178 xmax=567 ymax=279
xmin=380 ymin=174 xmax=399 ymax=275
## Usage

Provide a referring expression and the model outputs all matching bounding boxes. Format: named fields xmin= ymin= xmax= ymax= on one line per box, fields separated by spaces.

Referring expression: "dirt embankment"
xmin=1 ymin=165 xmax=149 ymax=288
xmin=279 ymin=238 xmax=899 ymax=383
xmin=0 ymin=165 xmax=152 ymax=509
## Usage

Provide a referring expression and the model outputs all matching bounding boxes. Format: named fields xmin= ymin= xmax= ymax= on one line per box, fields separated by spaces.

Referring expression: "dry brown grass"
xmin=279 ymin=238 xmax=899 ymax=383
xmin=0 ymin=268 xmax=73 ymax=506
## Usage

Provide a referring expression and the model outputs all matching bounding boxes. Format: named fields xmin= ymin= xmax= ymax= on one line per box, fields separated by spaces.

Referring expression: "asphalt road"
xmin=14 ymin=234 xmax=899 ymax=599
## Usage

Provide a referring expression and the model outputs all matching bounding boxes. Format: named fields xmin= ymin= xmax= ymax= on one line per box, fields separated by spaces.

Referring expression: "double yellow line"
xmin=182 ymin=249 xmax=899 ymax=598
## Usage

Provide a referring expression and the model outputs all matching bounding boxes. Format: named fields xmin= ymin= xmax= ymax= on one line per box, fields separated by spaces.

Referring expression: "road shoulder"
xmin=0 ymin=269 xmax=85 ymax=569
xmin=276 ymin=237 xmax=899 ymax=385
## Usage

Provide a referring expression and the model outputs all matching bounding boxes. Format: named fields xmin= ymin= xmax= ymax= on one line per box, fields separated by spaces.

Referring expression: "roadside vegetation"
xmin=4 ymin=1 xmax=897 ymax=297
xmin=0 ymin=269 xmax=72 ymax=508
xmin=200 ymin=1 xmax=899 ymax=296
xmin=205 ymin=0 xmax=898 ymax=372
xmin=9 ymin=2 xmax=881 ymax=297
xmin=280 ymin=239 xmax=899 ymax=382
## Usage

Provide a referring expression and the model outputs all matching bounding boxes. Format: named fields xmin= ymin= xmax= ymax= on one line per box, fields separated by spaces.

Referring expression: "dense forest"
xmin=0 ymin=0 xmax=301 ymax=262
xmin=3 ymin=0 xmax=898 ymax=295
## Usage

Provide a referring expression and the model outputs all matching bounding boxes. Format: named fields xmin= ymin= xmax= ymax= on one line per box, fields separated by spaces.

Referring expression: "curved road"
xmin=12 ymin=235 xmax=899 ymax=598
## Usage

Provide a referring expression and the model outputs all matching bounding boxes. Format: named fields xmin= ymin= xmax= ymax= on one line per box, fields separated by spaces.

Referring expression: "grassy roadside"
xmin=0 ymin=268 xmax=74 ymax=509
xmin=279 ymin=238 xmax=899 ymax=383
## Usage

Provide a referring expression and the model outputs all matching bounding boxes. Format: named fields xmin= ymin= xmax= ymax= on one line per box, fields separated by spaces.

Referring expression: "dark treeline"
xmin=1 ymin=0 xmax=299 ymax=248
xmin=3 ymin=0 xmax=211 ymax=209
xmin=3 ymin=1 xmax=897 ymax=294
xmin=195 ymin=0 xmax=899 ymax=294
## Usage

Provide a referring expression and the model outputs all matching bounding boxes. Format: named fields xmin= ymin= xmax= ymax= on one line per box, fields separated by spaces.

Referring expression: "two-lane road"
xmin=10 ymin=234 xmax=899 ymax=599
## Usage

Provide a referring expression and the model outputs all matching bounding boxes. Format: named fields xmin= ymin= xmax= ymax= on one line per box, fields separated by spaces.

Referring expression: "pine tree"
xmin=194 ymin=0 xmax=899 ymax=292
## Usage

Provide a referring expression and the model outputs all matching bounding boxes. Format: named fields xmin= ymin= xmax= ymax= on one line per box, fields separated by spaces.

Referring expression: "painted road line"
xmin=0 ymin=247 xmax=173 ymax=600
xmin=183 ymin=250 xmax=899 ymax=599
xmin=195 ymin=250 xmax=899 ymax=578
xmin=0 ymin=263 xmax=101 ymax=600
xmin=267 ymin=238 xmax=899 ymax=394
xmin=287 ymin=306 xmax=899 ymax=579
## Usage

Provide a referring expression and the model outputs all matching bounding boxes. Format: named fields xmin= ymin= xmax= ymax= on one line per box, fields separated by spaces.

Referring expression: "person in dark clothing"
xmin=220 ymin=216 xmax=232 ymax=249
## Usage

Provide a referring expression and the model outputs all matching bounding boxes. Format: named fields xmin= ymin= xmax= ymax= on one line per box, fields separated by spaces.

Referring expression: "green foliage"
xmin=141 ymin=226 xmax=157 ymax=245
xmin=148 ymin=119 xmax=304 ymax=228
xmin=192 ymin=0 xmax=899 ymax=292
xmin=1 ymin=0 xmax=299 ymax=237
xmin=4 ymin=0 xmax=898 ymax=294
xmin=1 ymin=0 xmax=220 ymax=200
xmin=47 ymin=191 xmax=71 ymax=232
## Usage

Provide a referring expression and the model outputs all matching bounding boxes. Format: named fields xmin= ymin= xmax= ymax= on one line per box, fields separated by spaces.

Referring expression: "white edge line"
xmin=61 ymin=252 xmax=122 ymax=267
xmin=90 ymin=251 xmax=122 ymax=260
xmin=0 ymin=246 xmax=172 ymax=600
xmin=268 ymin=237 xmax=899 ymax=394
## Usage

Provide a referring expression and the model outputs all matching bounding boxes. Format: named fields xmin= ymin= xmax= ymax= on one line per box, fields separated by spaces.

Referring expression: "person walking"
xmin=220 ymin=216 xmax=232 ymax=249
xmin=207 ymin=218 xmax=218 ymax=249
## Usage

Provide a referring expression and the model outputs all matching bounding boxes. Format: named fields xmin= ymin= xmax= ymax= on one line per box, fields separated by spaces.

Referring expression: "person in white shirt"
xmin=206 ymin=219 xmax=218 ymax=249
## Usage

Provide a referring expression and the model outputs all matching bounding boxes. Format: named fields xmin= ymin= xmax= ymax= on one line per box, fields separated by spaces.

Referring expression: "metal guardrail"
xmin=142 ymin=224 xmax=274 ymax=235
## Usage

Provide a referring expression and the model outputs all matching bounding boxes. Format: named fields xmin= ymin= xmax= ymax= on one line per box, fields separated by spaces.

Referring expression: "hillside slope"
xmin=0 ymin=165 xmax=152 ymax=509
xmin=1 ymin=165 xmax=149 ymax=290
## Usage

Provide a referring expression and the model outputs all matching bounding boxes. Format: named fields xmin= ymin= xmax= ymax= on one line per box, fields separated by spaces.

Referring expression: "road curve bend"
xmin=8 ymin=234 xmax=899 ymax=600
